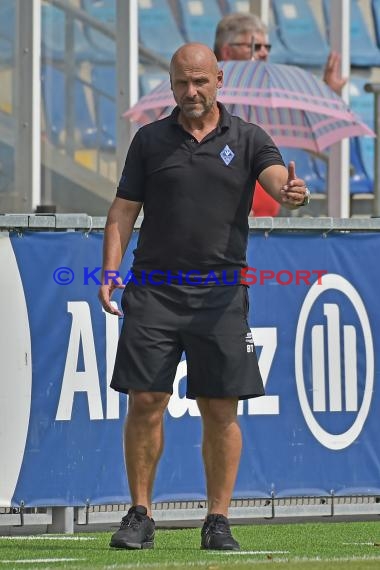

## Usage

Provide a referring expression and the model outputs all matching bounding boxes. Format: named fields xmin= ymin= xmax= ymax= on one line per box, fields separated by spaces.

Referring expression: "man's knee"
xmin=128 ymin=390 xmax=170 ymax=419
xmin=197 ymin=397 xmax=239 ymax=425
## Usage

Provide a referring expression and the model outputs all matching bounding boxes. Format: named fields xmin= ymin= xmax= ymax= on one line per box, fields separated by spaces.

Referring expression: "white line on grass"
xmin=0 ymin=559 xmax=84 ymax=564
xmin=0 ymin=536 xmax=95 ymax=540
xmin=342 ymin=542 xmax=378 ymax=546
xmin=212 ymin=550 xmax=290 ymax=555
xmin=102 ymin=555 xmax=380 ymax=569
xmin=286 ymin=556 xmax=380 ymax=563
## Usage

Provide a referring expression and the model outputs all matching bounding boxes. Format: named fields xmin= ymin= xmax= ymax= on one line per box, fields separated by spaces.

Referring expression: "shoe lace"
xmin=208 ymin=515 xmax=231 ymax=535
xmin=120 ymin=511 xmax=143 ymax=530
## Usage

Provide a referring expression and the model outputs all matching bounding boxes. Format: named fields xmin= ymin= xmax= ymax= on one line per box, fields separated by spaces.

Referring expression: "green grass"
xmin=1 ymin=521 xmax=380 ymax=569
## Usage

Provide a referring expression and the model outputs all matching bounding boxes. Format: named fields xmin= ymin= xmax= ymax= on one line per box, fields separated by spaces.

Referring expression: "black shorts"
xmin=110 ymin=282 xmax=264 ymax=400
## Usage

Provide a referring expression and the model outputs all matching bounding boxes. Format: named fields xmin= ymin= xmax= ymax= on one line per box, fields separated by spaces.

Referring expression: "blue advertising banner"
xmin=0 ymin=230 xmax=379 ymax=507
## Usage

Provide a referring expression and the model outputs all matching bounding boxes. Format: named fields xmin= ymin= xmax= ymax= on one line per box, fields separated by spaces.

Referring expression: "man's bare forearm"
xmin=101 ymin=198 xmax=143 ymax=282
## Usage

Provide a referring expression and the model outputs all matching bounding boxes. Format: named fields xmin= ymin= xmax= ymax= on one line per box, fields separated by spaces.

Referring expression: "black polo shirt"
xmin=117 ymin=103 xmax=284 ymax=277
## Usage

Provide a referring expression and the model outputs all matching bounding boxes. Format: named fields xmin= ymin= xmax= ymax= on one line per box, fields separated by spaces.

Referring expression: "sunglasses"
xmin=229 ymin=42 xmax=272 ymax=52
xmin=254 ymin=43 xmax=272 ymax=52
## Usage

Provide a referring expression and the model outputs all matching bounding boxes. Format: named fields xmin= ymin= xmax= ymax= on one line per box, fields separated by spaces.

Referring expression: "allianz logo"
xmin=295 ymin=274 xmax=374 ymax=451
xmin=52 ymin=275 xmax=373 ymax=454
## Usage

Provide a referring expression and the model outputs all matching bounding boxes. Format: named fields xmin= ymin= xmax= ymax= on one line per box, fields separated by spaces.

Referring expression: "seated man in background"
xmin=214 ymin=12 xmax=347 ymax=216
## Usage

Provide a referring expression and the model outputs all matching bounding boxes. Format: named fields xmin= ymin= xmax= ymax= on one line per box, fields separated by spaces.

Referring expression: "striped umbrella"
xmin=125 ymin=60 xmax=374 ymax=152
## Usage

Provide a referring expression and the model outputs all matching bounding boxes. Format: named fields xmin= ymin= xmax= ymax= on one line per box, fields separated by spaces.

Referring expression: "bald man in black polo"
xmin=99 ymin=43 xmax=309 ymax=552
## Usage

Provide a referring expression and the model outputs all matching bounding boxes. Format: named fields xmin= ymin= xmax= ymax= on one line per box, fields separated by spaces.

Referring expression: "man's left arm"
xmin=258 ymin=161 xmax=310 ymax=210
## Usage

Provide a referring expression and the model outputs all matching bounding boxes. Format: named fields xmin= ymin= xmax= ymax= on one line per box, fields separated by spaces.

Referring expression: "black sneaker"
xmin=201 ymin=514 xmax=240 ymax=551
xmin=110 ymin=505 xmax=155 ymax=549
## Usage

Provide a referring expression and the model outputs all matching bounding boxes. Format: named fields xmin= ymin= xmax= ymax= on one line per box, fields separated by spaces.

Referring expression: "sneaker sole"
xmin=201 ymin=545 xmax=240 ymax=551
xmin=110 ymin=540 xmax=154 ymax=550
xmin=201 ymin=541 xmax=240 ymax=551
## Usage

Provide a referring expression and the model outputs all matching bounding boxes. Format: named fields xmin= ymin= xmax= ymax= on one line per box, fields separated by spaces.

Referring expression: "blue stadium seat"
xmin=272 ymin=0 xmax=329 ymax=66
xmin=280 ymin=140 xmax=373 ymax=196
xmin=349 ymin=75 xmax=374 ymax=128
xmin=0 ymin=0 xmax=14 ymax=41
xmin=371 ymin=0 xmax=380 ymax=48
xmin=310 ymin=142 xmax=373 ymax=195
xmin=82 ymin=0 xmax=115 ymax=22
xmin=279 ymin=70 xmax=374 ymax=198
xmin=80 ymin=0 xmax=115 ymax=59
xmin=349 ymin=75 xmax=375 ymax=191
xmin=279 ymin=147 xmax=326 ymax=194
xmin=357 ymin=135 xmax=375 ymax=185
xmin=0 ymin=0 xmax=14 ymax=65
xmin=323 ymin=0 xmax=380 ymax=67
xmin=349 ymin=137 xmax=374 ymax=193
xmin=177 ymin=0 xmax=222 ymax=47
xmin=311 ymin=152 xmax=328 ymax=190
xmin=221 ymin=0 xmax=250 ymax=13
xmin=268 ymin=25 xmax=292 ymax=64
xmin=41 ymin=3 xmax=113 ymax=63
xmin=0 ymin=38 xmax=12 ymax=68
xmin=138 ymin=0 xmax=185 ymax=61
xmin=139 ymin=70 xmax=168 ymax=96
xmin=91 ymin=65 xmax=117 ymax=149
xmin=41 ymin=65 xmax=104 ymax=149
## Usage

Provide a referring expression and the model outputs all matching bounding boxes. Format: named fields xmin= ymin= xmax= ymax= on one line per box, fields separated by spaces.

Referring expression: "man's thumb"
xmin=288 ymin=161 xmax=296 ymax=181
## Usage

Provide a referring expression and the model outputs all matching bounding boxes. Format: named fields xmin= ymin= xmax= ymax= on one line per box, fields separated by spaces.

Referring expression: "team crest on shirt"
xmin=220 ymin=144 xmax=235 ymax=165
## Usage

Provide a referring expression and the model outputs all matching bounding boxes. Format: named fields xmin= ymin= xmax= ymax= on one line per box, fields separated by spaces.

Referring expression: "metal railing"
xmin=2 ymin=214 xmax=380 ymax=232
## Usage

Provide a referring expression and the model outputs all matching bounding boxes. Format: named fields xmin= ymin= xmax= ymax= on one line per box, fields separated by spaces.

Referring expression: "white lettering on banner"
xmin=56 ymin=302 xmax=103 ymax=420
xmin=167 ymin=328 xmax=279 ymax=418
xmin=103 ymin=304 xmax=120 ymax=419
xmin=249 ymin=328 xmax=279 ymax=415
xmin=0 ymin=235 xmax=32 ymax=507
xmin=295 ymin=274 xmax=374 ymax=451
xmin=56 ymin=302 xmax=278 ymax=421
xmin=168 ymin=361 xmax=201 ymax=418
